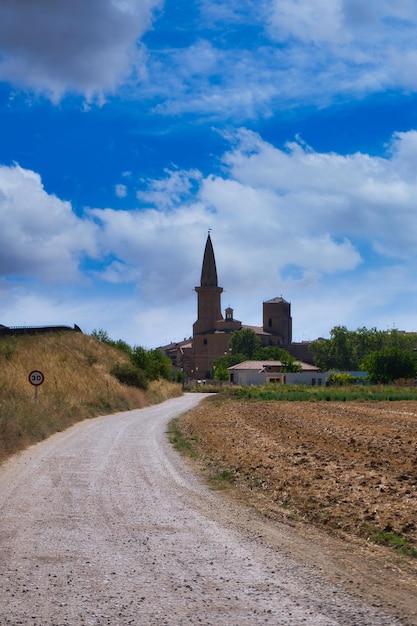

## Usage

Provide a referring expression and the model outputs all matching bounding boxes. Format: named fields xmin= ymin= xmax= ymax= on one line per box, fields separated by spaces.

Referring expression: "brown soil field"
xmin=176 ymin=396 xmax=417 ymax=618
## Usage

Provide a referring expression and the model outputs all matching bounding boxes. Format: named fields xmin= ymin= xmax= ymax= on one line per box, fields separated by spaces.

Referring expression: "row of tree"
xmin=91 ymin=329 xmax=172 ymax=389
xmin=309 ymin=326 xmax=417 ymax=384
xmin=214 ymin=326 xmax=417 ymax=384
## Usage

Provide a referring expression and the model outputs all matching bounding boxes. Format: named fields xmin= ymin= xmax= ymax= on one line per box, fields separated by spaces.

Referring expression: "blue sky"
xmin=1 ymin=0 xmax=417 ymax=347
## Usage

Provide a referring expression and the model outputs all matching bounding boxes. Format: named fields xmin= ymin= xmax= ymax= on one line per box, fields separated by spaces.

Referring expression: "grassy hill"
xmin=0 ymin=332 xmax=181 ymax=464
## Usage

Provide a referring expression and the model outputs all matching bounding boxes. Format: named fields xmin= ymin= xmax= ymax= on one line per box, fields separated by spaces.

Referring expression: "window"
xmin=268 ymin=318 xmax=272 ymax=327
xmin=203 ymin=338 xmax=207 ymax=345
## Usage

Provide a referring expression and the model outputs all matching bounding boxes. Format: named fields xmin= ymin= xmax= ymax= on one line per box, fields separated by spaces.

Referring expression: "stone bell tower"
xmin=193 ymin=232 xmax=223 ymax=335
xmin=191 ymin=232 xmax=241 ymax=378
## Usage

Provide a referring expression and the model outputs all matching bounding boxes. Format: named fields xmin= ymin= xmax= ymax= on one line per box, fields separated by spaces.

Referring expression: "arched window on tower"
xmin=268 ymin=318 xmax=272 ymax=328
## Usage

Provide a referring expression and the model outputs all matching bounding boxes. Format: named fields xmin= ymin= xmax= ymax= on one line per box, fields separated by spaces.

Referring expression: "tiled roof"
xmin=228 ymin=360 xmax=318 ymax=371
xmin=264 ymin=296 xmax=290 ymax=304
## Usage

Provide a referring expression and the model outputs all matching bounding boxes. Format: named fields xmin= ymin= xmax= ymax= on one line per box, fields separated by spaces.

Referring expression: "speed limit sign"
xmin=28 ymin=370 xmax=44 ymax=386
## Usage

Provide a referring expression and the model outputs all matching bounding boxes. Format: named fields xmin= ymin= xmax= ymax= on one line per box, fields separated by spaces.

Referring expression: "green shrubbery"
xmin=92 ymin=329 xmax=172 ymax=387
xmin=326 ymin=373 xmax=363 ymax=386
xmin=110 ymin=362 xmax=148 ymax=390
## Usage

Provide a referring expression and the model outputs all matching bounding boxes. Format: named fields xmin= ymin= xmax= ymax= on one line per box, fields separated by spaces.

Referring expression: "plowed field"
xmin=178 ymin=397 xmax=417 ymax=557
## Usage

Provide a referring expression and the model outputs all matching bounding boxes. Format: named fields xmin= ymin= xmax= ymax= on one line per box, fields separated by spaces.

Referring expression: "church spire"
xmin=193 ymin=232 xmax=223 ymax=336
xmin=200 ymin=231 xmax=218 ymax=287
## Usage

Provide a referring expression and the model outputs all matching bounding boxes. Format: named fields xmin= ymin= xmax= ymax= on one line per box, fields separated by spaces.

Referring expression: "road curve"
xmin=0 ymin=394 xmax=402 ymax=625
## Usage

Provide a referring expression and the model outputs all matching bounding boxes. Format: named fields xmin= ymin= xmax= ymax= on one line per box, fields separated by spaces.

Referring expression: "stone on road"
xmin=0 ymin=394 xmax=401 ymax=625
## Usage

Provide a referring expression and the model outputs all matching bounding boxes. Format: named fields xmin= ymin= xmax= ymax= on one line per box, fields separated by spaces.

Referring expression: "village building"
xmin=227 ymin=360 xmax=324 ymax=387
xmin=160 ymin=233 xmax=314 ymax=379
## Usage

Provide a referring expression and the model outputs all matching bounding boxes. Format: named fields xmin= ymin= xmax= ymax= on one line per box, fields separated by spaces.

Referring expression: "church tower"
xmin=191 ymin=232 xmax=241 ymax=378
xmin=262 ymin=296 xmax=292 ymax=346
xmin=193 ymin=232 xmax=224 ymax=335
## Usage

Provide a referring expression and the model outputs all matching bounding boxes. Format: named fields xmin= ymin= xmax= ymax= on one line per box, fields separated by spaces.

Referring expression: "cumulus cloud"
xmin=0 ymin=0 xmax=161 ymax=100
xmin=78 ymin=128 xmax=417 ymax=328
xmin=0 ymin=164 xmax=98 ymax=281
xmin=215 ymin=128 xmax=417 ymax=258
xmin=3 ymin=129 xmax=417 ymax=344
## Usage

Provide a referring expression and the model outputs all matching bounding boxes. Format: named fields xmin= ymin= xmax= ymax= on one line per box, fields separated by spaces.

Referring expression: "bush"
xmin=110 ymin=362 xmax=148 ymax=390
xmin=361 ymin=347 xmax=417 ymax=384
xmin=327 ymin=373 xmax=357 ymax=386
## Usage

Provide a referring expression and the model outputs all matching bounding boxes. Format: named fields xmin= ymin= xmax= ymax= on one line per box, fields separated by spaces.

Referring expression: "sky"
xmin=1 ymin=1 xmax=417 ymax=348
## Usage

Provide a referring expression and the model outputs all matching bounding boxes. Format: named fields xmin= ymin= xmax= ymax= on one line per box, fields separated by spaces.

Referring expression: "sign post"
xmin=28 ymin=370 xmax=45 ymax=401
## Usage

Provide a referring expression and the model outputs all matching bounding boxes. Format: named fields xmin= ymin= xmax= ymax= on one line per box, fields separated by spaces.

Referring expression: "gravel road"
xmin=0 ymin=394 xmax=405 ymax=625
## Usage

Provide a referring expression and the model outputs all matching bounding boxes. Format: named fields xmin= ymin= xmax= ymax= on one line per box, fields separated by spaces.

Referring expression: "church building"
xmin=160 ymin=233 xmax=312 ymax=379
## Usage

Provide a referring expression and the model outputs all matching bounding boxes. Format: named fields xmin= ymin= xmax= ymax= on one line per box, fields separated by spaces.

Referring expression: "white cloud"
xmin=264 ymin=0 xmax=417 ymax=99
xmin=115 ymin=184 xmax=128 ymax=198
xmin=268 ymin=0 xmax=347 ymax=45
xmin=136 ymin=168 xmax=203 ymax=208
xmin=215 ymin=128 xmax=417 ymax=257
xmin=0 ymin=164 xmax=98 ymax=281
xmin=3 ymin=129 xmax=417 ymax=345
xmin=141 ymin=0 xmax=417 ymax=119
xmin=0 ymin=0 xmax=162 ymax=100
xmin=2 ymin=0 xmax=417 ymax=117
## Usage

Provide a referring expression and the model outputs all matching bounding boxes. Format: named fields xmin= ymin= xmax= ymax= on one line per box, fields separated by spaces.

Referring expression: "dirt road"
xmin=0 ymin=394 xmax=406 ymax=625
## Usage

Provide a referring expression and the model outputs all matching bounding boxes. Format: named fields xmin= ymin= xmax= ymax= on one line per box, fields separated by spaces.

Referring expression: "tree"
xmin=212 ymin=353 xmax=247 ymax=380
xmin=229 ymin=328 xmax=261 ymax=359
xmin=361 ymin=347 xmax=417 ymax=384
xmin=91 ymin=329 xmax=132 ymax=357
xmin=252 ymin=346 xmax=284 ymax=360
xmin=148 ymin=348 xmax=172 ymax=381
xmin=92 ymin=330 xmax=172 ymax=382
xmin=131 ymin=346 xmax=172 ymax=381
xmin=309 ymin=326 xmax=417 ymax=371
xmin=252 ymin=346 xmax=301 ymax=372
xmin=277 ymin=350 xmax=302 ymax=373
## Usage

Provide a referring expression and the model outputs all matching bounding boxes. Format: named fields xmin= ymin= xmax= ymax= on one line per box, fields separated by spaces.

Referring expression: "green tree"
xmin=91 ymin=328 xmax=113 ymax=344
xmin=252 ymin=346 xmax=284 ymax=360
xmin=361 ymin=347 xmax=417 ymax=384
xmin=92 ymin=331 xmax=172 ymax=382
xmin=212 ymin=353 xmax=247 ymax=380
xmin=229 ymin=328 xmax=261 ymax=359
xmin=278 ymin=350 xmax=302 ymax=373
xmin=131 ymin=346 xmax=172 ymax=381
xmin=309 ymin=326 xmax=404 ymax=371
xmin=252 ymin=346 xmax=301 ymax=372
xmin=91 ymin=329 xmax=132 ymax=357
xmin=148 ymin=348 xmax=172 ymax=381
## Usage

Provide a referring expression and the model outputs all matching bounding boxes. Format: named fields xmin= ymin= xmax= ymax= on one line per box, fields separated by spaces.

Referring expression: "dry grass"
xmin=0 ymin=332 xmax=181 ymax=463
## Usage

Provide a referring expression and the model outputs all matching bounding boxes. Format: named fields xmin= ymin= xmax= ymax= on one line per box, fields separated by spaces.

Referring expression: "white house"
xmin=227 ymin=360 xmax=328 ymax=386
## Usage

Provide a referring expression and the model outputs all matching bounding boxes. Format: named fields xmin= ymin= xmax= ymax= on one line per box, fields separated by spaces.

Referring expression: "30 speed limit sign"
xmin=28 ymin=370 xmax=45 ymax=386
